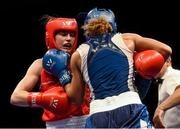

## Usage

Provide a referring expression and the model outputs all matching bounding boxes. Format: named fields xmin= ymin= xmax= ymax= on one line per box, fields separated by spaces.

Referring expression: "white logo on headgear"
xmin=62 ymin=21 xmax=74 ymax=26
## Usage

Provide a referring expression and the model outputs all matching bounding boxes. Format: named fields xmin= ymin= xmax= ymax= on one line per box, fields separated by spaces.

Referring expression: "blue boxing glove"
xmin=42 ymin=49 xmax=71 ymax=86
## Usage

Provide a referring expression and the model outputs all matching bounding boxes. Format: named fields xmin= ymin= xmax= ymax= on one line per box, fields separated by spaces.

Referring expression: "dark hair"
xmin=39 ymin=14 xmax=57 ymax=27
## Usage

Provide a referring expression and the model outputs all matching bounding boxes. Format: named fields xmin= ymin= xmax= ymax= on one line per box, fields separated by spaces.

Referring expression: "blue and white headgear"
xmin=84 ymin=8 xmax=117 ymax=49
xmin=84 ymin=8 xmax=117 ymax=34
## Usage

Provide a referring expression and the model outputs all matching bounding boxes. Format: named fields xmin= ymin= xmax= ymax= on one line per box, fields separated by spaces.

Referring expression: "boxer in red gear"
xmin=38 ymin=69 xmax=89 ymax=121
xmin=10 ymin=15 xmax=90 ymax=128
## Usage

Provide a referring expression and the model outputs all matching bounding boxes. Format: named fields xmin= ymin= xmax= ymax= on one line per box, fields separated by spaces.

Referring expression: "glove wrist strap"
xmin=58 ymin=70 xmax=72 ymax=86
xmin=27 ymin=92 xmax=41 ymax=108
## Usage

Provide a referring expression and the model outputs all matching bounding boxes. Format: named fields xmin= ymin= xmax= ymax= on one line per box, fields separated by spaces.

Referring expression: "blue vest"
xmin=87 ymin=40 xmax=131 ymax=99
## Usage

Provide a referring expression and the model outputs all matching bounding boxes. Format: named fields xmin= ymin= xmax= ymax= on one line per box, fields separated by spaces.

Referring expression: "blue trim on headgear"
xmin=87 ymin=33 xmax=113 ymax=50
xmin=84 ymin=8 xmax=117 ymax=50
xmin=84 ymin=8 xmax=117 ymax=34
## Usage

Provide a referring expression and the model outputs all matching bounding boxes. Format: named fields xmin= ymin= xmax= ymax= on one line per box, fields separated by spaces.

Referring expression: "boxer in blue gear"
xmin=62 ymin=7 xmax=172 ymax=128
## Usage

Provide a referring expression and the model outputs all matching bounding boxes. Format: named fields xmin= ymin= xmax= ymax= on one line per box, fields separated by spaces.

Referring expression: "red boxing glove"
xmin=27 ymin=87 xmax=70 ymax=115
xmin=134 ymin=50 xmax=164 ymax=79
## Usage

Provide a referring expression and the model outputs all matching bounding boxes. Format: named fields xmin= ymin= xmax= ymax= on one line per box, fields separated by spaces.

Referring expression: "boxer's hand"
xmin=27 ymin=87 xmax=70 ymax=115
xmin=42 ymin=49 xmax=71 ymax=86
xmin=134 ymin=50 xmax=164 ymax=79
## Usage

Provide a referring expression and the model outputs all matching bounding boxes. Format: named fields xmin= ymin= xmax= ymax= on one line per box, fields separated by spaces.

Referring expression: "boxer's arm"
xmin=10 ymin=59 xmax=42 ymax=107
xmin=65 ymin=51 xmax=85 ymax=105
xmin=134 ymin=34 xmax=172 ymax=61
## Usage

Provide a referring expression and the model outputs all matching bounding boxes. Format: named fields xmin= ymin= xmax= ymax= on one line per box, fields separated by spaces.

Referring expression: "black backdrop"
xmin=1 ymin=0 xmax=179 ymax=128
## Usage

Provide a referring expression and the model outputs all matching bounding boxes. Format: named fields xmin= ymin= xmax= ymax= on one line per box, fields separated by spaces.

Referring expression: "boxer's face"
xmin=55 ymin=30 xmax=76 ymax=54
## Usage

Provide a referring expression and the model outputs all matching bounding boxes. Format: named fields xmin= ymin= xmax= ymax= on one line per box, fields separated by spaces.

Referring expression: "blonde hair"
xmin=82 ymin=17 xmax=112 ymax=37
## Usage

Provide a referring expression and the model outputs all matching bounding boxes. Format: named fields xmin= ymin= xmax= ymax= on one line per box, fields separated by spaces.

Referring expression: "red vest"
xmin=40 ymin=69 xmax=90 ymax=121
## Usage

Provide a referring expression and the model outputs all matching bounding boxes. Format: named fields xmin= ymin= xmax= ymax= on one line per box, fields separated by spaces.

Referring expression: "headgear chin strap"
xmin=84 ymin=8 xmax=117 ymax=34
xmin=45 ymin=18 xmax=78 ymax=53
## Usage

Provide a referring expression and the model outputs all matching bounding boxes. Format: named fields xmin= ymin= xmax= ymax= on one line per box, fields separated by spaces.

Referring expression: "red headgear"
xmin=45 ymin=18 xmax=78 ymax=53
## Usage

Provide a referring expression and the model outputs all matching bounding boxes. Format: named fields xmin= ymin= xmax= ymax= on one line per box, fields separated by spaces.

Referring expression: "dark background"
xmin=0 ymin=0 xmax=179 ymax=128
